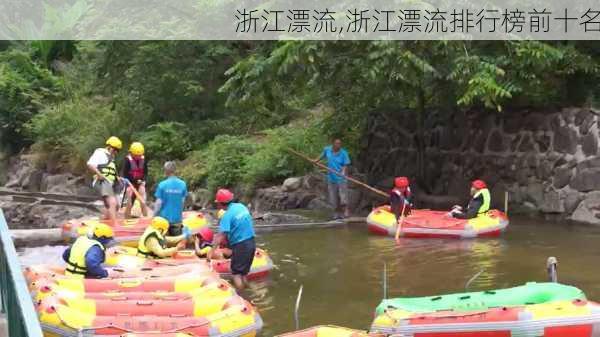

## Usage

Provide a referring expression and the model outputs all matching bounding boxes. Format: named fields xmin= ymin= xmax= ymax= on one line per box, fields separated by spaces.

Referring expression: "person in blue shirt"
xmin=154 ymin=161 xmax=188 ymax=236
xmin=213 ymin=188 xmax=255 ymax=290
xmin=315 ymin=138 xmax=351 ymax=220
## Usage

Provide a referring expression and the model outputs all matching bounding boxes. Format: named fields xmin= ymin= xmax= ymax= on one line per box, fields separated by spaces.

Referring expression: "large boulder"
xmin=282 ymin=177 xmax=303 ymax=192
xmin=582 ymin=132 xmax=598 ymax=156
xmin=553 ymin=126 xmax=578 ymax=154
xmin=540 ymin=190 xmax=564 ymax=213
xmin=553 ymin=166 xmax=573 ymax=189
xmin=570 ymin=168 xmax=600 ymax=192
xmin=524 ymin=183 xmax=544 ymax=207
xmin=562 ymin=188 xmax=582 ymax=214
xmin=571 ymin=191 xmax=600 ymax=225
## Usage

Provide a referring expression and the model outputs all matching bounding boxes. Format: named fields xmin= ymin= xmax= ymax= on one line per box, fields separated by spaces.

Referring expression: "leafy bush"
xmin=0 ymin=48 xmax=62 ymax=151
xmin=135 ymin=122 xmax=192 ymax=162
xmin=203 ymin=135 xmax=256 ymax=191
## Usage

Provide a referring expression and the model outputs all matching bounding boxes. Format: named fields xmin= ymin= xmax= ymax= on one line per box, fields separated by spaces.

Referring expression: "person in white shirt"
xmin=87 ymin=136 xmax=123 ymax=227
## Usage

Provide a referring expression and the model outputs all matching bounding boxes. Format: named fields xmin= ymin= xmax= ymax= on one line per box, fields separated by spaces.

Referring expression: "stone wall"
xmin=358 ymin=106 xmax=600 ymax=225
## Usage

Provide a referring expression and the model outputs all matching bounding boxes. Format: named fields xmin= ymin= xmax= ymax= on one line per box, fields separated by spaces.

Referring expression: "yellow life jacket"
xmin=95 ymin=148 xmax=117 ymax=184
xmin=65 ymin=236 xmax=105 ymax=278
xmin=137 ymin=226 xmax=166 ymax=259
xmin=474 ymin=188 xmax=491 ymax=214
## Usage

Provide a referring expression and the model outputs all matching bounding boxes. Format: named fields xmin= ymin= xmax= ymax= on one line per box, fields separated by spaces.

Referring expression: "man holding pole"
xmin=315 ymin=138 xmax=351 ymax=220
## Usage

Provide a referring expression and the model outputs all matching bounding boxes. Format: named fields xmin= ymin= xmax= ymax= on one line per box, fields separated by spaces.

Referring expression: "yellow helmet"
xmin=216 ymin=209 xmax=225 ymax=219
xmin=129 ymin=142 xmax=144 ymax=156
xmin=151 ymin=217 xmax=169 ymax=233
xmin=105 ymin=136 xmax=123 ymax=150
xmin=93 ymin=224 xmax=114 ymax=239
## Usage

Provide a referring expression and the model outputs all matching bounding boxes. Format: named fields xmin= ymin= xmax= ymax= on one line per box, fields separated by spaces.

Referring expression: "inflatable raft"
xmin=38 ymin=296 xmax=263 ymax=337
xmin=276 ymin=325 xmax=375 ymax=337
xmin=61 ymin=211 xmax=209 ymax=246
xmin=367 ymin=206 xmax=509 ymax=238
xmin=105 ymin=246 xmax=274 ymax=280
xmin=371 ymin=282 xmax=598 ymax=336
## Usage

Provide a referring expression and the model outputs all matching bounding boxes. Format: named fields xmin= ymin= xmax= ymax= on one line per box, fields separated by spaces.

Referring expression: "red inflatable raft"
xmin=367 ymin=206 xmax=509 ymax=238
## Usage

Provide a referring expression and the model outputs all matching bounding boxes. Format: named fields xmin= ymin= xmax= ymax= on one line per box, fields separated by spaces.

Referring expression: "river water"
xmin=19 ymin=216 xmax=600 ymax=336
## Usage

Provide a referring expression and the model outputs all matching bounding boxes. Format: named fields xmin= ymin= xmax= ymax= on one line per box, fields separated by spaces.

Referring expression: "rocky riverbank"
xmin=359 ymin=106 xmax=600 ymax=225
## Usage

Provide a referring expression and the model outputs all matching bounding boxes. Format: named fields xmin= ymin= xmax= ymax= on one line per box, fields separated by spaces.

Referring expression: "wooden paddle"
xmin=124 ymin=178 xmax=147 ymax=208
xmin=394 ymin=202 xmax=406 ymax=243
xmin=287 ymin=147 xmax=388 ymax=198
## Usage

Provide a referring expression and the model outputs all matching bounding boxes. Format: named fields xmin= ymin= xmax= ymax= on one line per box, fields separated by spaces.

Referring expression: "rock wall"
xmin=358 ymin=106 xmax=600 ymax=224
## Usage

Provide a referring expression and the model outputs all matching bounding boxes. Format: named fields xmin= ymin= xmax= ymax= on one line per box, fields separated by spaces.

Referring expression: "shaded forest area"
xmin=1 ymin=40 xmax=599 ymax=194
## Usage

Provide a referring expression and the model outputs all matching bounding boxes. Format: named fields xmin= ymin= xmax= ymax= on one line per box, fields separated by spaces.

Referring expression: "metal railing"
xmin=0 ymin=209 xmax=44 ymax=337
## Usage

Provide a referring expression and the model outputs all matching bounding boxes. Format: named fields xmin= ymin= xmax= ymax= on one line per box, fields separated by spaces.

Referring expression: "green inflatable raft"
xmin=375 ymin=282 xmax=586 ymax=316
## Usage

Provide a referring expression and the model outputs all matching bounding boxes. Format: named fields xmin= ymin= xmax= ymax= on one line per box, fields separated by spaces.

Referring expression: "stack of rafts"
xmin=25 ymin=260 xmax=263 ymax=337
xmin=278 ymin=283 xmax=600 ymax=337
xmin=27 ymin=211 xmax=271 ymax=337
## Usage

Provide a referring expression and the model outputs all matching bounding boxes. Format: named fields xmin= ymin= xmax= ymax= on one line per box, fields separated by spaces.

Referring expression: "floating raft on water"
xmin=367 ymin=206 xmax=509 ymax=238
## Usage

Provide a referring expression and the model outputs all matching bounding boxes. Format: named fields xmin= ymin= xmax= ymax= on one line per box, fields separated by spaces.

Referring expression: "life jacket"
xmin=197 ymin=241 xmax=213 ymax=257
xmin=473 ymin=188 xmax=491 ymax=214
xmin=391 ymin=187 xmax=412 ymax=204
xmin=137 ymin=226 xmax=166 ymax=259
xmin=126 ymin=155 xmax=145 ymax=181
xmin=65 ymin=236 xmax=105 ymax=278
xmin=95 ymin=148 xmax=117 ymax=184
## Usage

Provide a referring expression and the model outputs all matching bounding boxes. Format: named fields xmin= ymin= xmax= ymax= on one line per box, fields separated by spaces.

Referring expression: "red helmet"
xmin=394 ymin=176 xmax=409 ymax=188
xmin=215 ymin=189 xmax=234 ymax=203
xmin=472 ymin=179 xmax=487 ymax=189
xmin=198 ymin=227 xmax=214 ymax=242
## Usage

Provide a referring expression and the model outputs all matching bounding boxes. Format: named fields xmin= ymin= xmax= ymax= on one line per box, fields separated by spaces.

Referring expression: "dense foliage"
xmin=1 ymin=40 xmax=599 ymax=194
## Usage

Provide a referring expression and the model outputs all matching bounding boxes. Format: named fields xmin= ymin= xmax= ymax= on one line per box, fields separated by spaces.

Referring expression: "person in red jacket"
xmin=390 ymin=176 xmax=412 ymax=219
xmin=121 ymin=142 xmax=149 ymax=218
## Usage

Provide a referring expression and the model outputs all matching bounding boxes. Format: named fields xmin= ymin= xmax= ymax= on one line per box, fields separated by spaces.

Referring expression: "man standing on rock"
xmin=87 ymin=136 xmax=123 ymax=227
xmin=154 ymin=161 xmax=187 ymax=236
xmin=315 ymin=138 xmax=351 ymax=220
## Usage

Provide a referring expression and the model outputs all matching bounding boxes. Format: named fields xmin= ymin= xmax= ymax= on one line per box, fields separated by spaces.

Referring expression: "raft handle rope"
xmin=294 ymin=285 xmax=303 ymax=330
xmin=464 ymin=269 xmax=485 ymax=291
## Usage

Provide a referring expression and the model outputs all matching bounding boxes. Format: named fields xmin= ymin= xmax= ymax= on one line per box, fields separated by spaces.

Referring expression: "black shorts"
xmin=168 ymin=223 xmax=182 ymax=236
xmin=230 ymin=238 xmax=256 ymax=276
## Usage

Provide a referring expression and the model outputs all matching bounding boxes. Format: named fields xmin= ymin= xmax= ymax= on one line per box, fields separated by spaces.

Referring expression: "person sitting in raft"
xmin=193 ymin=219 xmax=231 ymax=260
xmin=449 ymin=179 xmax=491 ymax=219
xmin=137 ymin=216 xmax=191 ymax=259
xmin=390 ymin=176 xmax=412 ymax=219
xmin=62 ymin=224 xmax=115 ymax=279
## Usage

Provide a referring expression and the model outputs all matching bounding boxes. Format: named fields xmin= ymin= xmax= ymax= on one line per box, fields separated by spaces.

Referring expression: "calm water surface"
xmin=19 ymin=216 xmax=600 ymax=336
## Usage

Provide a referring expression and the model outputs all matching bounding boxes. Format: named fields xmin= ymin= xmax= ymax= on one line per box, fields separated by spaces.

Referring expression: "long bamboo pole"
xmin=287 ymin=147 xmax=388 ymax=198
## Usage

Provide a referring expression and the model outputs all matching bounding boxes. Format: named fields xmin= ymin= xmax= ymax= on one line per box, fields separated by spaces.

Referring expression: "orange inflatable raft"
xmin=37 ymin=296 xmax=263 ymax=337
xmin=367 ymin=206 xmax=509 ymax=238
xmin=61 ymin=211 xmax=209 ymax=246
xmin=106 ymin=247 xmax=274 ymax=280
xmin=276 ymin=326 xmax=377 ymax=337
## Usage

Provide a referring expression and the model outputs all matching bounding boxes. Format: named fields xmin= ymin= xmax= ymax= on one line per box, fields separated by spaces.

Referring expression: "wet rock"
xmin=553 ymin=166 xmax=573 ymax=189
xmin=576 ymin=156 xmax=600 ymax=171
xmin=306 ymin=198 xmax=332 ymax=211
xmin=582 ymin=133 xmax=598 ymax=156
xmin=553 ymin=126 xmax=578 ymax=154
xmin=188 ymin=188 xmax=212 ymax=209
xmin=580 ymin=114 xmax=595 ymax=135
xmin=503 ymin=116 xmax=521 ymax=134
xmin=282 ymin=177 xmax=303 ymax=192
xmin=534 ymin=133 xmax=551 ymax=153
xmin=563 ymin=189 xmax=582 ymax=214
xmin=1 ymin=199 xmax=98 ymax=229
xmin=540 ymin=190 xmax=564 ymax=213
xmin=576 ymin=108 xmax=591 ymax=126
xmin=510 ymin=135 xmax=522 ymax=152
xmin=487 ymin=129 xmax=506 ymax=152
xmin=518 ymin=134 xmax=535 ymax=152
xmin=535 ymin=160 xmax=553 ymax=180
xmin=571 ymin=191 xmax=600 ymax=225
xmin=524 ymin=113 xmax=549 ymax=131
xmin=571 ymin=168 xmax=600 ymax=192
xmin=524 ymin=183 xmax=544 ymax=207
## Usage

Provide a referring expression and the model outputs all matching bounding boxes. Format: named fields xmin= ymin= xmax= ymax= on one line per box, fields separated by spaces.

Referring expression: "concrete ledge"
xmin=11 ymin=228 xmax=63 ymax=248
